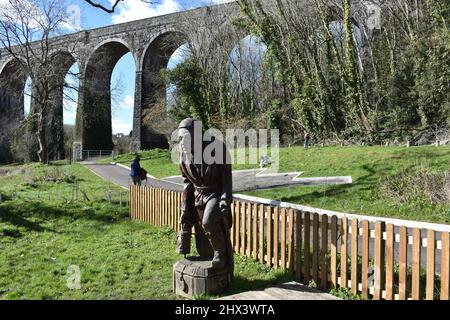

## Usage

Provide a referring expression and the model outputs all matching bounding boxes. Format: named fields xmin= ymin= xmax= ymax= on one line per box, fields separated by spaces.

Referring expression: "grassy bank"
xmin=0 ymin=163 xmax=288 ymax=300
xmin=108 ymin=146 xmax=450 ymax=224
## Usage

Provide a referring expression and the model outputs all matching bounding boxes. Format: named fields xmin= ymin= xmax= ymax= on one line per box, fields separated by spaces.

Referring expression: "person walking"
xmin=304 ymin=130 xmax=311 ymax=149
xmin=130 ymin=155 xmax=142 ymax=186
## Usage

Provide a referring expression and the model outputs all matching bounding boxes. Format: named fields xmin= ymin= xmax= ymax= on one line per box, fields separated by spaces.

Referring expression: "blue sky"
xmin=22 ymin=0 xmax=234 ymax=134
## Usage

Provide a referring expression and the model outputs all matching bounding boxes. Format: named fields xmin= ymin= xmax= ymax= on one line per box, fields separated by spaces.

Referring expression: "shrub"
xmin=379 ymin=166 xmax=450 ymax=205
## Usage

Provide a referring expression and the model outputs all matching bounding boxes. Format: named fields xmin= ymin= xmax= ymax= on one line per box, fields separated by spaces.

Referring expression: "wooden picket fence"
xmin=129 ymin=185 xmax=450 ymax=300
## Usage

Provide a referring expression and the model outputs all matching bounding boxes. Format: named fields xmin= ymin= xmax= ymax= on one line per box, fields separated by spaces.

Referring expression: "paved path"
xmin=164 ymin=169 xmax=352 ymax=192
xmin=83 ymin=163 xmax=183 ymax=191
xmin=217 ymin=282 xmax=340 ymax=300
xmin=84 ymin=163 xmax=351 ymax=193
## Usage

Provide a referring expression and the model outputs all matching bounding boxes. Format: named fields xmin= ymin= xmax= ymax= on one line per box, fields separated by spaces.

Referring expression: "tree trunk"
xmin=36 ymin=113 xmax=48 ymax=164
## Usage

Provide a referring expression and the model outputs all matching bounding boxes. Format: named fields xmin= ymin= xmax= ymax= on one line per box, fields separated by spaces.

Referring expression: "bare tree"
xmin=83 ymin=0 xmax=159 ymax=13
xmin=0 ymin=0 xmax=78 ymax=163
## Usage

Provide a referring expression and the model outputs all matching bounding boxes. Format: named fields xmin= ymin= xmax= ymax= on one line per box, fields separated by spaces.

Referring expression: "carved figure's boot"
xmin=206 ymin=231 xmax=226 ymax=269
xmin=176 ymin=225 xmax=192 ymax=256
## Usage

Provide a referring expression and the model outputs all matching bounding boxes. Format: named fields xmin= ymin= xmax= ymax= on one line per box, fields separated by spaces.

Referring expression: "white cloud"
xmin=121 ymin=95 xmax=134 ymax=110
xmin=110 ymin=0 xmax=182 ymax=24
xmin=112 ymin=118 xmax=133 ymax=135
xmin=210 ymin=0 xmax=235 ymax=4
xmin=109 ymin=0 xmax=236 ymax=24
xmin=167 ymin=43 xmax=191 ymax=70
xmin=63 ymin=99 xmax=77 ymax=125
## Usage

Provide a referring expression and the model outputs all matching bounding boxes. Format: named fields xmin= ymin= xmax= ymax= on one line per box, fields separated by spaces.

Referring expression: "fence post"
xmin=441 ymin=232 xmax=450 ymax=300
xmin=426 ymin=230 xmax=436 ymax=300
xmin=259 ymin=204 xmax=265 ymax=265
xmin=385 ymin=224 xmax=395 ymax=300
xmin=303 ymin=213 xmax=311 ymax=283
xmin=340 ymin=217 xmax=348 ymax=289
xmin=361 ymin=220 xmax=370 ymax=299
xmin=374 ymin=221 xmax=386 ymax=300
xmin=412 ymin=228 xmax=422 ymax=300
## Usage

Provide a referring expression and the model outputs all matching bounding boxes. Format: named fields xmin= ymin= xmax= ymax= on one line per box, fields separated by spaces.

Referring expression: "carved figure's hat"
xmin=177 ymin=118 xmax=198 ymax=131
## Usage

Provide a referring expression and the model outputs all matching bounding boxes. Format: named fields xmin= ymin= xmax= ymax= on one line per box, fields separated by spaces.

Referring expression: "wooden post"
xmin=253 ymin=203 xmax=258 ymax=260
xmin=351 ymin=219 xmax=359 ymax=295
xmin=136 ymin=188 xmax=140 ymax=220
xmin=259 ymin=205 xmax=264 ymax=264
xmin=441 ymin=232 xmax=450 ymax=300
xmin=330 ymin=216 xmax=338 ymax=289
xmin=374 ymin=222 xmax=384 ymax=300
xmin=235 ymin=202 xmax=240 ymax=253
xmin=412 ymin=228 xmax=421 ymax=300
xmin=150 ymin=188 xmax=154 ymax=225
xmin=163 ymin=189 xmax=167 ymax=226
xmin=288 ymin=209 xmax=295 ymax=275
xmin=129 ymin=186 xmax=133 ymax=219
xmin=312 ymin=213 xmax=319 ymax=284
xmin=385 ymin=224 xmax=394 ymax=300
xmin=273 ymin=207 xmax=279 ymax=270
xmin=267 ymin=206 xmax=273 ymax=268
xmin=167 ymin=191 xmax=171 ymax=228
xmin=241 ymin=202 xmax=246 ymax=256
xmin=399 ymin=227 xmax=408 ymax=300
xmin=281 ymin=208 xmax=287 ymax=271
xmin=361 ymin=220 xmax=370 ymax=299
xmin=247 ymin=202 xmax=252 ymax=257
xmin=230 ymin=201 xmax=235 ymax=248
xmin=303 ymin=213 xmax=311 ymax=282
xmin=321 ymin=214 xmax=328 ymax=290
xmin=340 ymin=217 xmax=348 ymax=289
xmin=296 ymin=211 xmax=302 ymax=281
xmin=158 ymin=189 xmax=162 ymax=226
xmin=426 ymin=229 xmax=435 ymax=300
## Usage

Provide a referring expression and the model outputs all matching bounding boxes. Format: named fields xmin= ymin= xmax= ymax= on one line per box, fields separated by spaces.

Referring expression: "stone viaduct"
xmin=0 ymin=0 xmax=369 ymax=162
xmin=0 ymin=2 xmax=243 ymax=162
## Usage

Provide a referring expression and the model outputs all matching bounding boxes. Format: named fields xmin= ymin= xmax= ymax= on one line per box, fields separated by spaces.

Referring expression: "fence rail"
xmin=129 ymin=185 xmax=450 ymax=300
xmin=81 ymin=150 xmax=114 ymax=162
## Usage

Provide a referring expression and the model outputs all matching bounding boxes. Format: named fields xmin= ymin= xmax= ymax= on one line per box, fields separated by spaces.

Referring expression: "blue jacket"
xmin=130 ymin=160 xmax=141 ymax=177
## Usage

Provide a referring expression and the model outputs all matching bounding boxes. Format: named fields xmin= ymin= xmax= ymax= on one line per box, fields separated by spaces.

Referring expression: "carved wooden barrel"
xmin=173 ymin=257 xmax=231 ymax=299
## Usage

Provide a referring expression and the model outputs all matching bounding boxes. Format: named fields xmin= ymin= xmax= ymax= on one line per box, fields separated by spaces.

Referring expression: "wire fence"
xmin=81 ymin=150 xmax=115 ymax=162
xmin=0 ymin=183 xmax=129 ymax=208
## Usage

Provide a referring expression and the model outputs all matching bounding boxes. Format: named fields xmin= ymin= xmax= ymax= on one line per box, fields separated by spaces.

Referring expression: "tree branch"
xmin=83 ymin=0 xmax=156 ymax=13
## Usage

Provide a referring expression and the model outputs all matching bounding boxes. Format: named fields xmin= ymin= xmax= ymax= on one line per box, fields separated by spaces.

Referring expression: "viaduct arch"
xmin=0 ymin=1 xmax=366 ymax=162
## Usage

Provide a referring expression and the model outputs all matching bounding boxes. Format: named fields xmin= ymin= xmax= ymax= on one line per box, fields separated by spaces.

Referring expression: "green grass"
xmin=246 ymin=145 xmax=450 ymax=224
xmin=109 ymin=146 xmax=450 ymax=224
xmin=0 ymin=163 xmax=287 ymax=300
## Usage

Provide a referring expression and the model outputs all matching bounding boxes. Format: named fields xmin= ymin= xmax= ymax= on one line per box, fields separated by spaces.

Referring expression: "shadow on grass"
xmin=0 ymin=199 xmax=128 ymax=235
